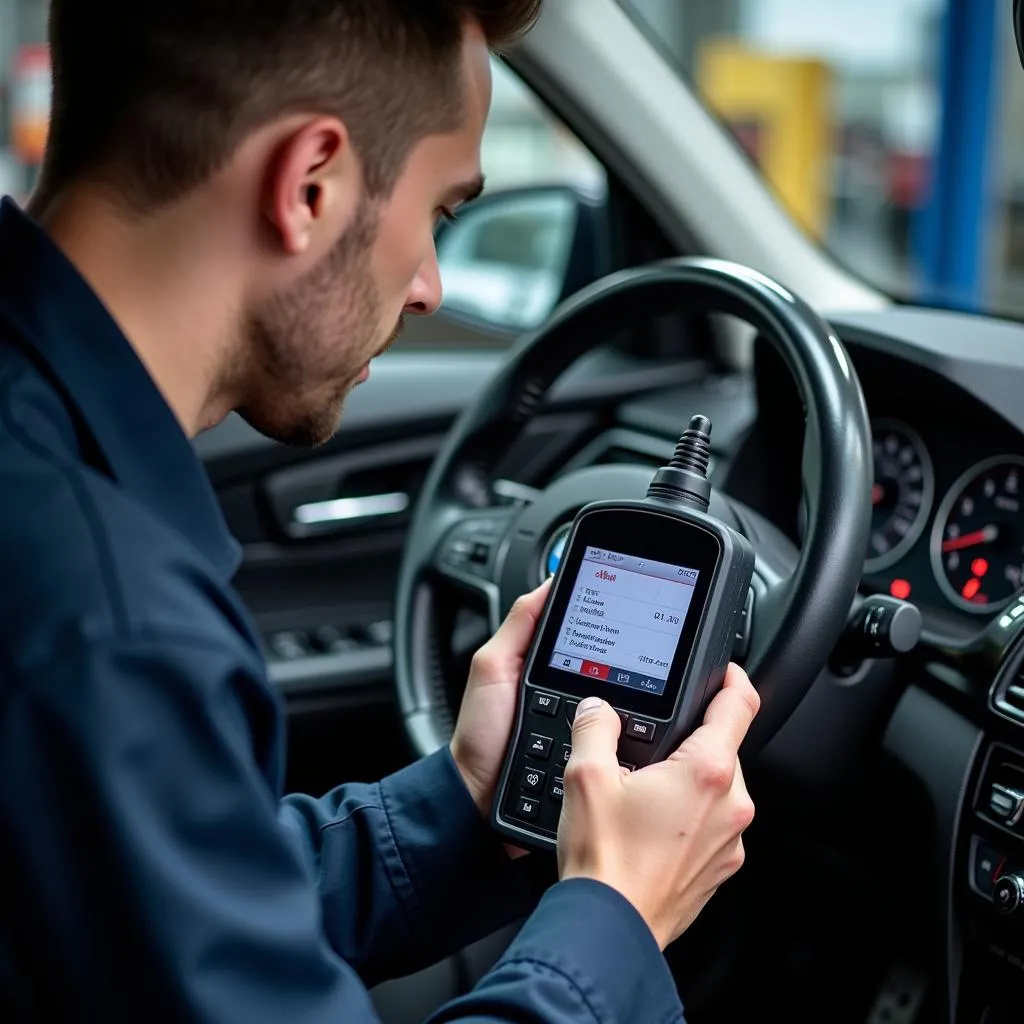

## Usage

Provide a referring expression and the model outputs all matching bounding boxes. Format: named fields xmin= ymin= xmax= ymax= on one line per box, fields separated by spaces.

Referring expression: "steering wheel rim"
xmin=394 ymin=257 xmax=872 ymax=759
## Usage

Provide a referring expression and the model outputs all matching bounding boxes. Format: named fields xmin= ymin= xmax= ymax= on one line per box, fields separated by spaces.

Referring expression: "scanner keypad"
xmin=502 ymin=688 xmax=659 ymax=837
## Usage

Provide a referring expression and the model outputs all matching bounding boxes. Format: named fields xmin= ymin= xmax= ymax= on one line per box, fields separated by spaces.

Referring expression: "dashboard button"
xmin=549 ymin=777 xmax=564 ymax=802
xmin=560 ymin=743 xmax=572 ymax=767
xmin=530 ymin=691 xmax=560 ymax=717
xmin=627 ymin=717 xmax=656 ymax=743
xmin=974 ymin=840 xmax=1004 ymax=898
xmin=565 ymin=699 xmax=579 ymax=725
xmin=993 ymin=873 xmax=1024 ymax=915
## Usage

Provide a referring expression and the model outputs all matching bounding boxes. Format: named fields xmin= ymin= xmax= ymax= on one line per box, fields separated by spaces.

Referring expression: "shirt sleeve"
xmin=1 ymin=631 xmax=684 ymax=1024
xmin=279 ymin=745 xmax=538 ymax=986
xmin=429 ymin=880 xmax=686 ymax=1024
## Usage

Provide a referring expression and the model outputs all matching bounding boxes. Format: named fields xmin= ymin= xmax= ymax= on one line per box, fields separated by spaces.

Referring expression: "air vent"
xmin=991 ymin=640 xmax=1024 ymax=725
xmin=996 ymin=677 xmax=1024 ymax=724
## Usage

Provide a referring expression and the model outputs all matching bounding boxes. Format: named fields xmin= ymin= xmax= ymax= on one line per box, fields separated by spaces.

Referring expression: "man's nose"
xmin=404 ymin=249 xmax=443 ymax=316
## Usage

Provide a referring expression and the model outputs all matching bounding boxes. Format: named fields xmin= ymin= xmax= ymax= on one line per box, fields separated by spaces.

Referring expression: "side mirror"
xmin=434 ymin=184 xmax=609 ymax=334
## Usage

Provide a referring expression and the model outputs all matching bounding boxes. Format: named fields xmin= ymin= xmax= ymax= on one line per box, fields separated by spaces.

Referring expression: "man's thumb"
xmin=489 ymin=581 xmax=551 ymax=651
xmin=569 ymin=698 xmax=621 ymax=772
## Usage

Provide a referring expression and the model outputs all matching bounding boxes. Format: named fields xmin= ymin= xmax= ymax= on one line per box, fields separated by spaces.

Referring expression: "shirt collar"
xmin=0 ymin=197 xmax=241 ymax=581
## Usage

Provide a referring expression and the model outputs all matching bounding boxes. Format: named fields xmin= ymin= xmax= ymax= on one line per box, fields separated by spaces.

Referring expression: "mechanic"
xmin=0 ymin=3 xmax=759 ymax=1022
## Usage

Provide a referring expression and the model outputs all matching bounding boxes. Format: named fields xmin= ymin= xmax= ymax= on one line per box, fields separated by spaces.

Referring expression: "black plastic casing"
xmin=491 ymin=499 xmax=755 ymax=852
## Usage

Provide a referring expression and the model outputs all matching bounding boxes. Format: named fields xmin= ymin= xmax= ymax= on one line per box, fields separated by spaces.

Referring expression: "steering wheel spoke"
xmin=432 ymin=507 xmax=518 ymax=612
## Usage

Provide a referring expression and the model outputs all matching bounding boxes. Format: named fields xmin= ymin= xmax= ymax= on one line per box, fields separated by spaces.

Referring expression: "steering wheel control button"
xmin=442 ymin=538 xmax=473 ymax=567
xmin=988 ymin=783 xmax=1024 ymax=827
xmin=560 ymin=743 xmax=572 ymax=767
xmin=993 ymin=873 xmax=1024 ymax=915
xmin=526 ymin=734 xmax=553 ymax=761
xmin=549 ymin=777 xmax=564 ymax=802
xmin=513 ymin=796 xmax=540 ymax=822
xmin=530 ymin=691 xmax=560 ymax=717
xmin=564 ymin=699 xmax=579 ymax=724
xmin=439 ymin=516 xmax=510 ymax=577
xmin=626 ymin=717 xmax=656 ymax=743
xmin=520 ymin=767 xmax=546 ymax=794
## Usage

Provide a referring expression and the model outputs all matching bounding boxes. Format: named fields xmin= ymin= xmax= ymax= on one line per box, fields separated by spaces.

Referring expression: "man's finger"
xmin=689 ymin=664 xmax=760 ymax=755
xmin=567 ymin=698 xmax=622 ymax=781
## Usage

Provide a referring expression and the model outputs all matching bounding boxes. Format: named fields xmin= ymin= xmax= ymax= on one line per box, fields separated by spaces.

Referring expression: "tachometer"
xmin=865 ymin=420 xmax=934 ymax=572
xmin=931 ymin=456 xmax=1024 ymax=613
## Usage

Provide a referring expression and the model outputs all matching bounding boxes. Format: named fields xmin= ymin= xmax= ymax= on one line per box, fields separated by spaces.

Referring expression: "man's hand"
xmin=450 ymin=580 xmax=551 ymax=819
xmin=557 ymin=664 xmax=760 ymax=950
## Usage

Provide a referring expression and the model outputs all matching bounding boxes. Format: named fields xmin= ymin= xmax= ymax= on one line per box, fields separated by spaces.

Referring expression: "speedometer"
xmin=865 ymin=420 xmax=934 ymax=572
xmin=931 ymin=456 xmax=1024 ymax=613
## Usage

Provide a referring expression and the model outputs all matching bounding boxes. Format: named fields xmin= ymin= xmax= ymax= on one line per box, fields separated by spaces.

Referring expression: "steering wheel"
xmin=394 ymin=258 xmax=872 ymax=758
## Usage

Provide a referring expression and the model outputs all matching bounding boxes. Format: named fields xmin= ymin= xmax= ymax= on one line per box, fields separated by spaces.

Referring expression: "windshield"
xmin=617 ymin=0 xmax=1021 ymax=319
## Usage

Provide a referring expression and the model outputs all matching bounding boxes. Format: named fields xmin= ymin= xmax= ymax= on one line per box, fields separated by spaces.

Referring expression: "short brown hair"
xmin=39 ymin=1 xmax=542 ymax=211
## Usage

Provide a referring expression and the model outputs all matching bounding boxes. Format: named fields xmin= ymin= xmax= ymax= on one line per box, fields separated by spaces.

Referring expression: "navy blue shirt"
xmin=0 ymin=198 xmax=683 ymax=1023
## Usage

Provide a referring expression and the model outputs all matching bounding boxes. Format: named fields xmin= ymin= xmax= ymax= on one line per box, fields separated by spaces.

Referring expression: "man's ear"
xmin=263 ymin=117 xmax=360 ymax=256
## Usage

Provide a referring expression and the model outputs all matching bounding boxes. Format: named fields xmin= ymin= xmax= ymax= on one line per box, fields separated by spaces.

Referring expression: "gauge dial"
xmin=865 ymin=420 xmax=934 ymax=572
xmin=931 ymin=456 xmax=1024 ymax=613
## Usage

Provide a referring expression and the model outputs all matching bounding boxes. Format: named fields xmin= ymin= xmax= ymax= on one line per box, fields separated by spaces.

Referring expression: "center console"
xmin=954 ymin=608 xmax=1024 ymax=1023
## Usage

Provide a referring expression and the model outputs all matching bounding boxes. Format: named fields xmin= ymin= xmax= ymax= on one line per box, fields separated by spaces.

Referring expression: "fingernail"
xmin=574 ymin=697 xmax=603 ymax=722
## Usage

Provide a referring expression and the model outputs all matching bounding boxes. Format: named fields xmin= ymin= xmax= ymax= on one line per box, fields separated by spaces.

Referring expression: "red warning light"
xmin=962 ymin=577 xmax=982 ymax=601
xmin=890 ymin=579 xmax=912 ymax=600
xmin=971 ymin=558 xmax=989 ymax=578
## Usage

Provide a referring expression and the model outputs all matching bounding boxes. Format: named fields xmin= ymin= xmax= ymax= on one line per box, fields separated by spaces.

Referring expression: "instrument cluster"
xmin=865 ymin=418 xmax=1024 ymax=617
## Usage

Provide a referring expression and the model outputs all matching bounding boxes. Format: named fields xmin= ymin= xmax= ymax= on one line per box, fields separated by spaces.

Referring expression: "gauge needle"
xmin=941 ymin=525 xmax=999 ymax=553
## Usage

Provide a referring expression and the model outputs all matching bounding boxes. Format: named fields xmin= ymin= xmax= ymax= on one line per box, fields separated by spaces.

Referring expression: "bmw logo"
xmin=541 ymin=524 xmax=572 ymax=584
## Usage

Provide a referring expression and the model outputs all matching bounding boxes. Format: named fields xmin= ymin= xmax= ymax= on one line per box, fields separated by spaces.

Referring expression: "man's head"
xmin=35 ymin=1 xmax=541 ymax=445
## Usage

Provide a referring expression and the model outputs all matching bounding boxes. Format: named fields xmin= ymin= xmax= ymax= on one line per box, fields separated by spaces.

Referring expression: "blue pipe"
xmin=912 ymin=0 xmax=1000 ymax=311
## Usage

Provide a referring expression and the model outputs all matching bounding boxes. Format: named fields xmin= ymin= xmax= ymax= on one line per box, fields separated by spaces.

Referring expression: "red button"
xmin=580 ymin=660 xmax=609 ymax=680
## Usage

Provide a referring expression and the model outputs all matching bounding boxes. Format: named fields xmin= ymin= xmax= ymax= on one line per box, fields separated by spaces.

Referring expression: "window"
xmin=617 ymin=0 xmax=1024 ymax=321
xmin=0 ymin=0 xmax=50 ymax=202
xmin=433 ymin=58 xmax=609 ymax=335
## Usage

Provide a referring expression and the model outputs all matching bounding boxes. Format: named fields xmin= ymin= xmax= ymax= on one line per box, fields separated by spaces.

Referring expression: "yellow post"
xmin=697 ymin=39 xmax=833 ymax=240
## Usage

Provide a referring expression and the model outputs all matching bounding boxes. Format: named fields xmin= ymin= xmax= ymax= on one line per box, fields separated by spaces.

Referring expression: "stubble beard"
xmin=239 ymin=200 xmax=387 ymax=448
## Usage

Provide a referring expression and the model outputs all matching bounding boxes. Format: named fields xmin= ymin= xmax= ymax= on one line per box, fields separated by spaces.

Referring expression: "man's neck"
xmin=29 ymin=185 xmax=239 ymax=437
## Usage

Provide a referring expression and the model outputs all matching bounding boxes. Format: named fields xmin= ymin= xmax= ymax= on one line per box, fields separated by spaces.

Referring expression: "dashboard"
xmin=803 ymin=308 xmax=1024 ymax=1024
xmin=862 ymin=415 xmax=1024 ymax=623
xmin=742 ymin=306 xmax=1024 ymax=642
